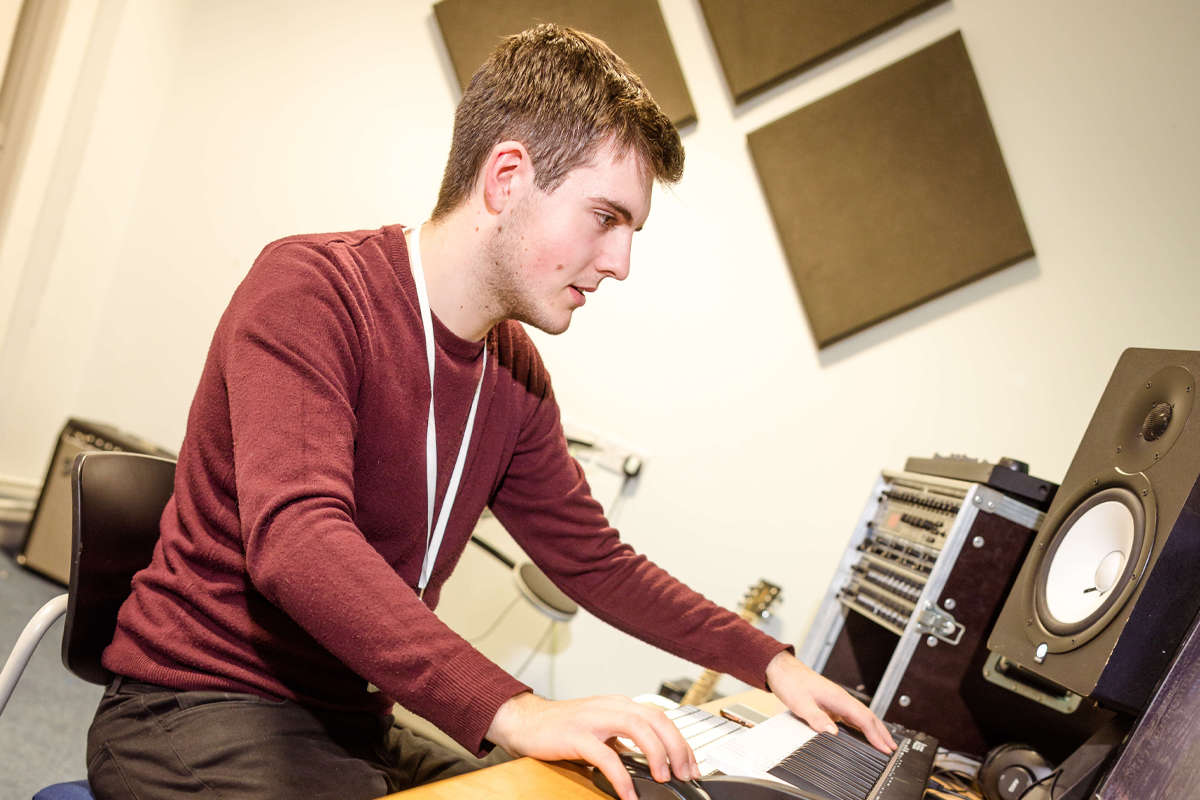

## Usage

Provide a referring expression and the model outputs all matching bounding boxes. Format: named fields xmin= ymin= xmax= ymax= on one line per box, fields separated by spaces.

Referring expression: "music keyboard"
xmin=698 ymin=713 xmax=937 ymax=800
xmin=623 ymin=698 xmax=937 ymax=800
xmin=764 ymin=723 xmax=936 ymax=800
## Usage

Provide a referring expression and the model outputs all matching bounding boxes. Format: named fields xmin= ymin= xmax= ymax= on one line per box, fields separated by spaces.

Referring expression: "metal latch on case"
xmin=916 ymin=602 xmax=964 ymax=645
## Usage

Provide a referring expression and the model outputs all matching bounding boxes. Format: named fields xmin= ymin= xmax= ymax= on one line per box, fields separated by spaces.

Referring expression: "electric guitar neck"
xmin=681 ymin=579 xmax=781 ymax=706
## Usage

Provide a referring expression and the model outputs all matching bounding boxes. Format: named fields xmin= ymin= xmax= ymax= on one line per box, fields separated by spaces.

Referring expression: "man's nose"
xmin=598 ymin=236 xmax=633 ymax=281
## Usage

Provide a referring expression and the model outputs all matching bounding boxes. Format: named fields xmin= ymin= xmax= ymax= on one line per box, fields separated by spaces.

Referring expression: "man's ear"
xmin=481 ymin=140 xmax=533 ymax=215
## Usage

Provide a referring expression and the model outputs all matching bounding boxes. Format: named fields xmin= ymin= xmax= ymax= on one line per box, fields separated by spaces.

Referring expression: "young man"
xmin=86 ymin=24 xmax=893 ymax=800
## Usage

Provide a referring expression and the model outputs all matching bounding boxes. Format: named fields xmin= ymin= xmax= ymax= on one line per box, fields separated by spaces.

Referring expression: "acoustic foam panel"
xmin=433 ymin=0 xmax=695 ymax=127
xmin=747 ymin=32 xmax=1034 ymax=348
xmin=698 ymin=0 xmax=944 ymax=103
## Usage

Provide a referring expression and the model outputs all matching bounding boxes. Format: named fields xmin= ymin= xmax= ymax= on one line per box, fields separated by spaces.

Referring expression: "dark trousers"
xmin=86 ymin=678 xmax=508 ymax=800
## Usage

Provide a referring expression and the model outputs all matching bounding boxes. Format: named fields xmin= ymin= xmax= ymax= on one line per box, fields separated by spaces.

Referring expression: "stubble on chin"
xmin=481 ymin=207 xmax=571 ymax=336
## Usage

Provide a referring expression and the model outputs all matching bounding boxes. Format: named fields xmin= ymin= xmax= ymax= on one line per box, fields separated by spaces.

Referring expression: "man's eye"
xmin=595 ymin=211 xmax=616 ymax=228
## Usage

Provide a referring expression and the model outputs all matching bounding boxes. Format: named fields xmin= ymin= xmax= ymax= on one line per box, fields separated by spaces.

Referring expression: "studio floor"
xmin=0 ymin=549 xmax=101 ymax=798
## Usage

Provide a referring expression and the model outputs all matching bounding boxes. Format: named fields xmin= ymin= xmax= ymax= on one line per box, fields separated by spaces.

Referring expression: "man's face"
xmin=485 ymin=144 xmax=653 ymax=335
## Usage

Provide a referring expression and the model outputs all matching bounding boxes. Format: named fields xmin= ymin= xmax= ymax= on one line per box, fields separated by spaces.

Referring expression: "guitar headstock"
xmin=739 ymin=579 xmax=782 ymax=621
xmin=675 ymin=578 xmax=786 ymax=706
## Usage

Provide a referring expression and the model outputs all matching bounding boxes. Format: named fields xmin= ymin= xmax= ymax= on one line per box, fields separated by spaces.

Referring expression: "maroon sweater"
xmin=103 ymin=225 xmax=787 ymax=754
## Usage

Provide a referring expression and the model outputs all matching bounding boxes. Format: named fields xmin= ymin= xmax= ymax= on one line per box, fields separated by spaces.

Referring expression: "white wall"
xmin=1 ymin=0 xmax=1198 ymax=704
xmin=0 ymin=0 xmax=191 ymax=477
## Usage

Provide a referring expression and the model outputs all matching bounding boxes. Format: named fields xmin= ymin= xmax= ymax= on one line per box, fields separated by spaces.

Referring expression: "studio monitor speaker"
xmin=988 ymin=348 xmax=1200 ymax=713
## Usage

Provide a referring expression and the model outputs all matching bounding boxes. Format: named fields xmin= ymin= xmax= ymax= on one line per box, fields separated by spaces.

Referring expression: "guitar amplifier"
xmin=18 ymin=418 xmax=175 ymax=584
xmin=800 ymin=465 xmax=1110 ymax=760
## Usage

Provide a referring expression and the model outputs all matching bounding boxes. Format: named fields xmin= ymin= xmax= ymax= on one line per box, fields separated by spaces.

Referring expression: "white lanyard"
xmin=407 ymin=225 xmax=487 ymax=597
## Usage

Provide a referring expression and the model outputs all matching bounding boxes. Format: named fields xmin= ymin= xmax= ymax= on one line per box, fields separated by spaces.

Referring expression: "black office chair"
xmin=0 ymin=451 xmax=175 ymax=798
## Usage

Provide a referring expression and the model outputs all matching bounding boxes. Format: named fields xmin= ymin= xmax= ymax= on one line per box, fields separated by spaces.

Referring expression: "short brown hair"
xmin=431 ymin=23 xmax=684 ymax=219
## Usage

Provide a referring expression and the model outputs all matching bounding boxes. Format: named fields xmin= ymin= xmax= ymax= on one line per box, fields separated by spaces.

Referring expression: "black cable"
xmin=470 ymin=534 xmax=516 ymax=569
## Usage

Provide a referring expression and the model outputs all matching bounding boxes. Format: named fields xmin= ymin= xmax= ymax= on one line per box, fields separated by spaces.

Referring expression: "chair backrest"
xmin=62 ymin=452 xmax=176 ymax=684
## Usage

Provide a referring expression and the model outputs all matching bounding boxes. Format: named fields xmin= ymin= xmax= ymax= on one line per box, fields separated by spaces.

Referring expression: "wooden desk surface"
xmin=380 ymin=690 xmax=784 ymax=799
xmin=382 ymin=758 xmax=598 ymax=800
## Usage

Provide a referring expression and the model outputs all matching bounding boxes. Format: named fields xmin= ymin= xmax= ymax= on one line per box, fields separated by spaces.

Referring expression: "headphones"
xmin=978 ymin=743 xmax=1055 ymax=800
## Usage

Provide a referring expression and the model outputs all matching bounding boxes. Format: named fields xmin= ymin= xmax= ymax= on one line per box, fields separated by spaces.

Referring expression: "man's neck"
xmin=416 ymin=212 xmax=502 ymax=342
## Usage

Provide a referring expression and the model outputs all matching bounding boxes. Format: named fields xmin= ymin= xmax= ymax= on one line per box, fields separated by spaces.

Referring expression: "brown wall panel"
xmin=433 ymin=0 xmax=695 ymax=127
xmin=748 ymin=33 xmax=1033 ymax=348
xmin=699 ymin=0 xmax=944 ymax=103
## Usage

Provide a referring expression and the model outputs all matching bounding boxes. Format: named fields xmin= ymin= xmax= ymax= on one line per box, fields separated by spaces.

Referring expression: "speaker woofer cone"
xmin=1034 ymin=484 xmax=1151 ymax=645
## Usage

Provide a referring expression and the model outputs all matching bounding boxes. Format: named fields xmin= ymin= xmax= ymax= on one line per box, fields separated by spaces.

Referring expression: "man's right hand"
xmin=485 ymin=691 xmax=700 ymax=800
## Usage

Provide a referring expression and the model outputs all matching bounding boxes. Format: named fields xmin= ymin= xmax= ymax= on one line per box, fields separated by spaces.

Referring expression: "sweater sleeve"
xmin=488 ymin=354 xmax=790 ymax=690
xmin=221 ymin=242 xmax=527 ymax=754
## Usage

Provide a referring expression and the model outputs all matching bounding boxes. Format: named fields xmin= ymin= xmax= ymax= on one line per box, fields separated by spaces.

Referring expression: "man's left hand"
xmin=765 ymin=650 xmax=897 ymax=754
